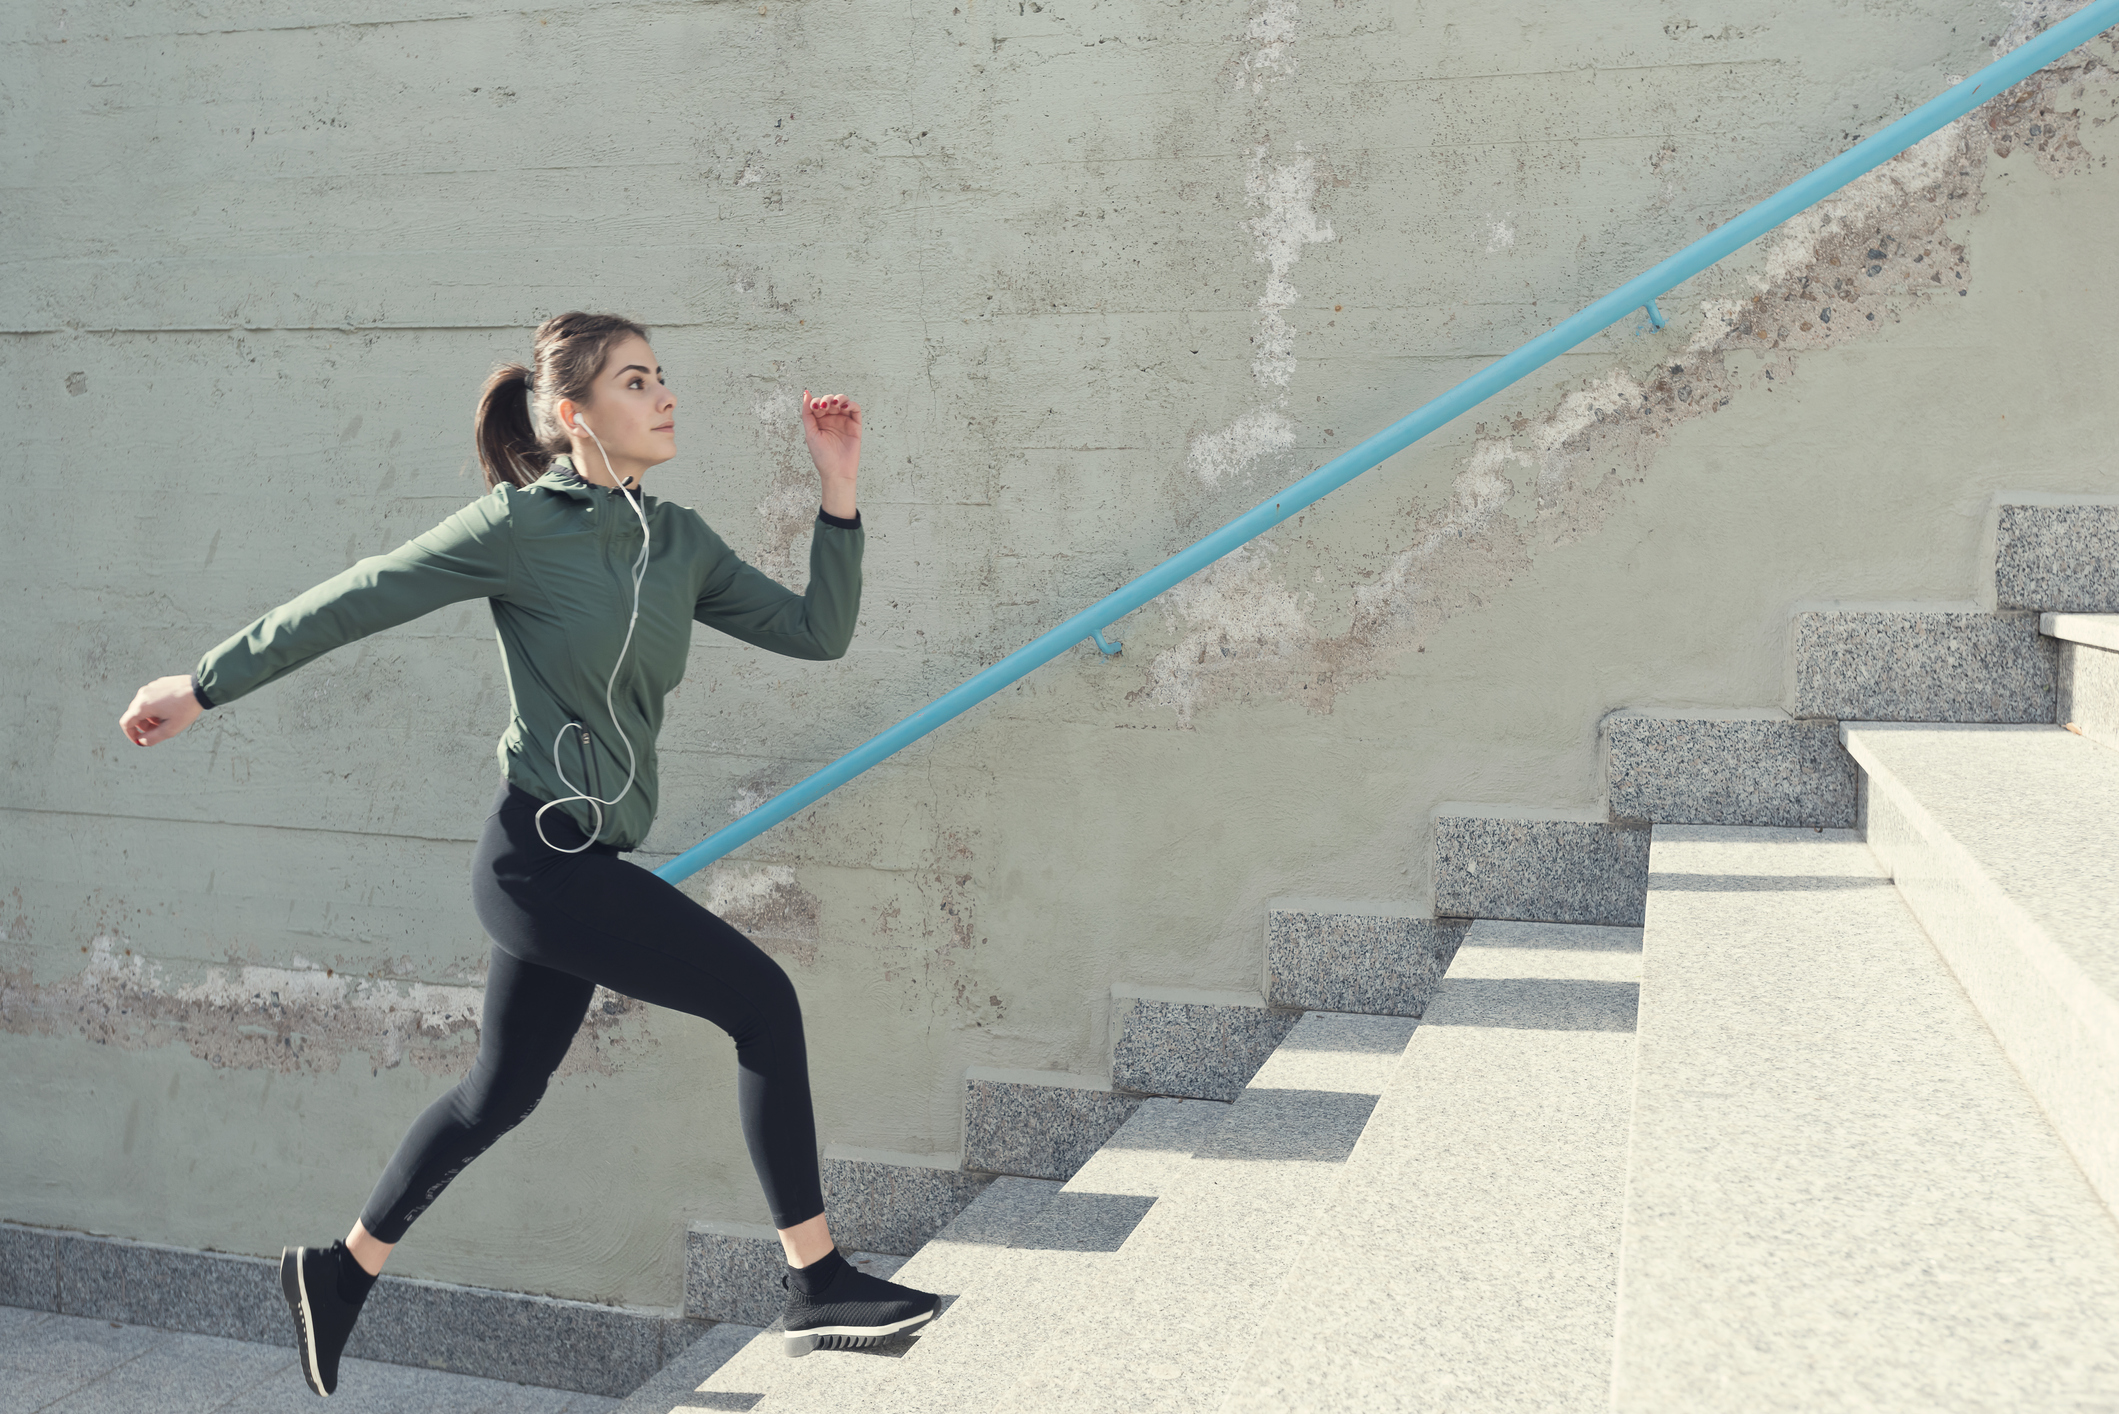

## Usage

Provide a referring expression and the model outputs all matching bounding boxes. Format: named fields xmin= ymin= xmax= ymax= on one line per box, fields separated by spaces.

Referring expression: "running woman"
xmin=117 ymin=311 xmax=939 ymax=1396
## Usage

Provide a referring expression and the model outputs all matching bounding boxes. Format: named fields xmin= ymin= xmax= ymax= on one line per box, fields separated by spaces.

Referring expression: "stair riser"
xmin=961 ymin=1079 xmax=1141 ymax=1181
xmin=1790 ymin=611 xmax=2058 ymax=722
xmin=1996 ymin=504 xmax=2119 ymax=614
xmin=1110 ymin=997 xmax=1300 ymax=1101
xmin=1606 ymin=716 xmax=1857 ymax=828
xmin=1265 ymin=911 xmax=1466 ymax=1017
xmin=2060 ymin=639 xmax=2119 ymax=750
xmin=1434 ymin=816 xmax=1649 ymax=927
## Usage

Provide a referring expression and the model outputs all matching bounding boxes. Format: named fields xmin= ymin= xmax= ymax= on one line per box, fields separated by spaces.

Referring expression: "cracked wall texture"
xmin=6 ymin=0 xmax=2118 ymax=1307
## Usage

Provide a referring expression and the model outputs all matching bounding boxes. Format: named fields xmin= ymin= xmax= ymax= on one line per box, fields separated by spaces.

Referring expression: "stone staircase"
xmin=630 ymin=496 xmax=2119 ymax=1412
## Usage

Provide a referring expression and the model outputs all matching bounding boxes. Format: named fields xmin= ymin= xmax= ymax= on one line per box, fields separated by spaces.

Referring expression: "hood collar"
xmin=532 ymin=455 xmax=653 ymax=506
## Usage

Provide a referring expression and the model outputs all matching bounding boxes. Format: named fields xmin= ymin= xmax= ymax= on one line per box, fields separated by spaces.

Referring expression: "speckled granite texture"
xmin=1996 ymin=504 xmax=2119 ymax=613
xmin=1434 ymin=816 xmax=1651 ymax=927
xmin=1264 ymin=911 xmax=1468 ymax=1016
xmin=961 ymin=1080 xmax=1141 ymax=1180
xmin=1606 ymin=714 xmax=1856 ymax=828
xmin=2060 ymin=641 xmax=2119 ymax=751
xmin=0 ymin=1222 xmax=694 ymax=1395
xmin=1616 ymin=825 xmax=2119 ymax=1411
xmin=0 ymin=1307 xmax=627 ymax=1414
xmin=1110 ymin=998 xmax=1301 ymax=1101
xmin=682 ymin=1227 xmax=905 ymax=1327
xmin=1222 ymin=921 xmax=1640 ymax=1414
xmin=610 ymin=1319 xmax=759 ymax=1414
xmin=820 ymin=1156 xmax=993 ymax=1256
xmin=1790 ymin=610 xmax=2058 ymax=722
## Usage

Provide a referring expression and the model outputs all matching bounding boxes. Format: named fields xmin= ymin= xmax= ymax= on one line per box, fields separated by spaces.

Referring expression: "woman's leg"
xmin=353 ymin=943 xmax=596 ymax=1258
xmin=477 ymin=843 xmax=829 ymax=1244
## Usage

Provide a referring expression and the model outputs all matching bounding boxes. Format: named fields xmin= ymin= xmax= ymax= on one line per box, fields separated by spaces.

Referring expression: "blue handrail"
xmin=659 ymin=0 xmax=2119 ymax=885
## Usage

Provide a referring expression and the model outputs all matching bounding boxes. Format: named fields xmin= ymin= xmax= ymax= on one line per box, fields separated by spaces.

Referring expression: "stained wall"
xmin=5 ymin=0 xmax=2116 ymax=1305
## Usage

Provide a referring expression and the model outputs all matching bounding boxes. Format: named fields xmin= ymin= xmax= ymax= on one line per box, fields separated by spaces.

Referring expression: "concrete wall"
xmin=5 ymin=0 xmax=2116 ymax=1307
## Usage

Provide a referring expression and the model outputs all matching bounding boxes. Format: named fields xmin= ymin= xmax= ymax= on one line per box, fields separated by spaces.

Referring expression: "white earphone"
xmin=535 ymin=413 xmax=654 ymax=854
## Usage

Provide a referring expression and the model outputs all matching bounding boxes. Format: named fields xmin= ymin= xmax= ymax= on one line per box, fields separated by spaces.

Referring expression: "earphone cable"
xmin=537 ymin=422 xmax=652 ymax=853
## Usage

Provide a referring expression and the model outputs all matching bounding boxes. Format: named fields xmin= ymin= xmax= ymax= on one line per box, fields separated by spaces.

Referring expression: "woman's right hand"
xmin=121 ymin=675 xmax=205 ymax=747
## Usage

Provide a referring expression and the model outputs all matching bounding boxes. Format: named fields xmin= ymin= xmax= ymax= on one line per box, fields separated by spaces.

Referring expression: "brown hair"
xmin=473 ymin=311 xmax=650 ymax=490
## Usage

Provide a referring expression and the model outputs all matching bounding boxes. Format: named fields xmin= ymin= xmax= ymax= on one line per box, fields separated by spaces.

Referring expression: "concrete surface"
xmin=1612 ymin=825 xmax=2119 ymax=1412
xmin=1223 ymin=920 xmax=1641 ymax=1413
xmin=818 ymin=1153 xmax=993 ymax=1257
xmin=0 ymin=1306 xmax=622 ymax=1414
xmin=9 ymin=0 xmax=2119 ymax=1310
xmin=2060 ymin=640 xmax=2119 ymax=749
xmin=1848 ymin=722 xmax=2119 ymax=1218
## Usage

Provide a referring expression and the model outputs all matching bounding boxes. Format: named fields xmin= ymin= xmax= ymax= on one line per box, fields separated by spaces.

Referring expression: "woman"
xmin=117 ymin=311 xmax=938 ymax=1396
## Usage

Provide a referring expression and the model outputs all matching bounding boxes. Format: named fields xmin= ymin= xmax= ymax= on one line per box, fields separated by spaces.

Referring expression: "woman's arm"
xmin=692 ymin=515 xmax=864 ymax=661
xmin=692 ymin=391 xmax=864 ymax=660
xmin=119 ymin=495 xmax=514 ymax=747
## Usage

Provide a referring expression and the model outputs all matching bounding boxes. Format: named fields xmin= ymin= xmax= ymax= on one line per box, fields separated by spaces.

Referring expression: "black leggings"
xmin=359 ymin=782 xmax=824 ymax=1242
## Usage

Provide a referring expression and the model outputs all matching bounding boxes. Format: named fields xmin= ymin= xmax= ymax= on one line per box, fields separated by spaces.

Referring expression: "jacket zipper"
xmin=578 ymin=725 xmax=603 ymax=804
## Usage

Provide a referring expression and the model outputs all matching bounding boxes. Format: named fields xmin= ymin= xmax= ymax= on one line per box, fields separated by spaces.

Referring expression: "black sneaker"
xmin=280 ymin=1243 xmax=368 ymax=1396
xmin=779 ymin=1253 xmax=940 ymax=1357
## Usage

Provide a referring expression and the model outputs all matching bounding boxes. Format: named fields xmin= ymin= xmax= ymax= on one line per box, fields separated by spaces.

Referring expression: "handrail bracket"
xmin=1087 ymin=628 xmax=1124 ymax=656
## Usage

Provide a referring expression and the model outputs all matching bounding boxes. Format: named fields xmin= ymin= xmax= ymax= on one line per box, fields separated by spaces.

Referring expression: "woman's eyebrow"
xmin=612 ymin=364 xmax=662 ymax=379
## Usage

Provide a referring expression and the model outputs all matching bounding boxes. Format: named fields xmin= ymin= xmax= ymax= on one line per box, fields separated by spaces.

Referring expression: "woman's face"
xmin=560 ymin=334 xmax=677 ymax=482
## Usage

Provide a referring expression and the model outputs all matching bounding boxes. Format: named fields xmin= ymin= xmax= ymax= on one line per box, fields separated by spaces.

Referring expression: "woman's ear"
xmin=554 ymin=398 xmax=579 ymax=436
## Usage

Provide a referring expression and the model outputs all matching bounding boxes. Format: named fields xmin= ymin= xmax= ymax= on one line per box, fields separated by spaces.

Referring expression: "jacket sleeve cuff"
xmin=817 ymin=507 xmax=862 ymax=530
xmin=190 ymin=672 xmax=215 ymax=711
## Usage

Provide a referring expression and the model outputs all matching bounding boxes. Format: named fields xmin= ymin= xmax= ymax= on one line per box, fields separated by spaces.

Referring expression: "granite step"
xmin=1109 ymin=986 xmax=1300 ymax=1102
xmin=1787 ymin=606 xmax=2058 ymax=723
xmin=1612 ymin=824 xmax=2119 ymax=1411
xmin=1433 ymin=805 xmax=1649 ymax=927
xmin=682 ymin=1099 xmax=1226 ymax=1413
xmin=818 ymin=1098 xmax=1229 ymax=1414
xmin=1263 ymin=906 xmax=1467 ymax=1017
xmin=2046 ymin=612 xmax=2119 ymax=750
xmin=1993 ymin=498 xmax=2119 ymax=614
xmin=985 ymin=1011 xmax=1418 ymax=1414
xmin=960 ymin=1069 xmax=1142 ymax=1181
xmin=670 ymin=1175 xmax=1060 ymax=1413
xmin=1603 ymin=708 xmax=1856 ymax=828
xmin=1222 ymin=920 xmax=1642 ymax=1413
xmin=1845 ymin=721 xmax=2119 ymax=1218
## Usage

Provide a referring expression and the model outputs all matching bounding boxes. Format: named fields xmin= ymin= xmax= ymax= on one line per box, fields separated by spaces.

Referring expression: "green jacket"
xmin=194 ymin=458 xmax=863 ymax=850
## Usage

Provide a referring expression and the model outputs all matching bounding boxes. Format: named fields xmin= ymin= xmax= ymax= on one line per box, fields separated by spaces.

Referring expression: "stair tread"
xmin=1221 ymin=919 xmax=1642 ymax=1414
xmin=1845 ymin=723 xmax=2119 ymax=997
xmin=988 ymin=1011 xmax=1418 ymax=1414
xmin=1613 ymin=825 xmax=2119 ymax=1412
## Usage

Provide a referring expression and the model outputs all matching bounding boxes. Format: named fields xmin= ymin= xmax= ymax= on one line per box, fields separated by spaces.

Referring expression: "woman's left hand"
xmin=802 ymin=390 xmax=861 ymax=520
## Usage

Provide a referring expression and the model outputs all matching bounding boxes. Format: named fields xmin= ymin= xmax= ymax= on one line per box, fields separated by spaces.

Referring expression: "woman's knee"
xmin=454 ymin=1059 xmax=554 ymax=1135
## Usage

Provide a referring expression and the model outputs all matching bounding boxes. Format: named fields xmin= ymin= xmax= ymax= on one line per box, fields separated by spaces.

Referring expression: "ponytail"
xmin=472 ymin=312 xmax=650 ymax=491
xmin=475 ymin=363 xmax=546 ymax=490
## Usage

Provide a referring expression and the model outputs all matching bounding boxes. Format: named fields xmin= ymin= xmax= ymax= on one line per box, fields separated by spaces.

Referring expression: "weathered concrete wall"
xmin=5 ymin=0 xmax=2116 ymax=1306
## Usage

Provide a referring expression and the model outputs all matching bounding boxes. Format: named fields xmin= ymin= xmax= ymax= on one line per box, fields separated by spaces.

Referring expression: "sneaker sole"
xmin=279 ymin=1247 xmax=329 ymax=1398
xmin=782 ymin=1306 xmax=938 ymax=1358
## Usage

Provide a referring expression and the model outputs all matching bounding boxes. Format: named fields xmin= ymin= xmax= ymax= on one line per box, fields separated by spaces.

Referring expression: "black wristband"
xmin=189 ymin=672 xmax=215 ymax=710
xmin=817 ymin=507 xmax=862 ymax=530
